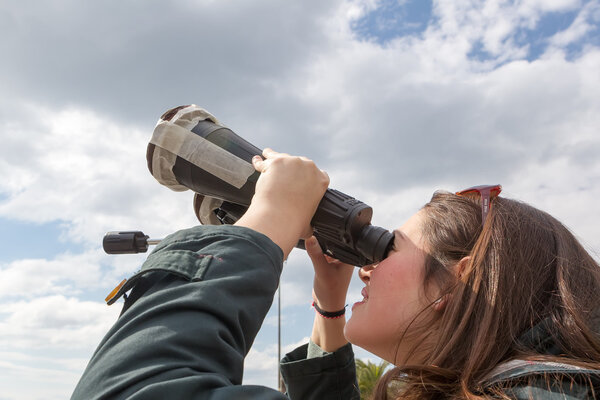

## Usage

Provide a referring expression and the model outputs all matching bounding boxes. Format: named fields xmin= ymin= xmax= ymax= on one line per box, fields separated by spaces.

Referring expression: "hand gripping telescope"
xmin=104 ymin=105 xmax=394 ymax=266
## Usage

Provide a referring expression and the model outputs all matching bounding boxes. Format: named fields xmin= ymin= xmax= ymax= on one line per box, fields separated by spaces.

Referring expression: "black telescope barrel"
xmin=172 ymin=120 xmax=261 ymax=206
xmin=146 ymin=111 xmax=394 ymax=266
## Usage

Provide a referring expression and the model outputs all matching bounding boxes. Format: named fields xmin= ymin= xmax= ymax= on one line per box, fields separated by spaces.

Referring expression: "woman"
xmin=304 ymin=185 xmax=600 ymax=398
xmin=71 ymin=150 xmax=600 ymax=399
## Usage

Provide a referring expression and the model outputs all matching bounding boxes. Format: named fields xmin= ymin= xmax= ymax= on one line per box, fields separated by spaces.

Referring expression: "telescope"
xmin=104 ymin=105 xmax=394 ymax=266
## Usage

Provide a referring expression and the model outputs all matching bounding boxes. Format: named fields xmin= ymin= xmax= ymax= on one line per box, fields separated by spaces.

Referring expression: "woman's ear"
xmin=455 ymin=256 xmax=471 ymax=280
xmin=433 ymin=256 xmax=471 ymax=312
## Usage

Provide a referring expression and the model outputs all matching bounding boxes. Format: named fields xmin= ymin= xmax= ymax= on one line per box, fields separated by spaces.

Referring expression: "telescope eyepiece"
xmin=355 ymin=225 xmax=394 ymax=265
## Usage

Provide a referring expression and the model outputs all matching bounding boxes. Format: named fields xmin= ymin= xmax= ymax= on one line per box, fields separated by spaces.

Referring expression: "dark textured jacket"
xmin=71 ymin=225 xmax=359 ymax=400
xmin=480 ymin=318 xmax=600 ymax=399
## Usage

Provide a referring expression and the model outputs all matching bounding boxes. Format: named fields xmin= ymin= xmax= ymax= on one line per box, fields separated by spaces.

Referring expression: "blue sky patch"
xmin=351 ymin=0 xmax=433 ymax=44
xmin=354 ymin=0 xmax=599 ymax=63
xmin=520 ymin=9 xmax=583 ymax=61
xmin=468 ymin=5 xmax=599 ymax=63
xmin=0 ymin=218 xmax=78 ymax=263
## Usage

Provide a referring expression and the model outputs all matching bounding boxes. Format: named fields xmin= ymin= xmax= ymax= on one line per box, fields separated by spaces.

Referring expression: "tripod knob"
xmin=103 ymin=231 xmax=150 ymax=254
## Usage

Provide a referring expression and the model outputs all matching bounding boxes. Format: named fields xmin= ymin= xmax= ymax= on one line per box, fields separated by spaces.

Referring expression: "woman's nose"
xmin=358 ymin=264 xmax=374 ymax=283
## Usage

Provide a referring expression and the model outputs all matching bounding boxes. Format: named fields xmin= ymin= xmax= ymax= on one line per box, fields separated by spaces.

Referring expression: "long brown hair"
xmin=372 ymin=191 xmax=600 ymax=399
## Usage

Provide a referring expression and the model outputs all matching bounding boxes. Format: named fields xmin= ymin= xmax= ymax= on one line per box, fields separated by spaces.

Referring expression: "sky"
xmin=0 ymin=0 xmax=599 ymax=398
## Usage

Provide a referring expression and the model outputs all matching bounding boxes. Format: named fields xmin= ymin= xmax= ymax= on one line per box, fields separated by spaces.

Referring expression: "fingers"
xmin=305 ymin=236 xmax=326 ymax=265
xmin=247 ymin=148 xmax=329 ymax=254
xmin=252 ymin=148 xmax=290 ymax=173
xmin=255 ymin=149 xmax=328 ymax=180
xmin=307 ymin=236 xmax=350 ymax=269
xmin=299 ymin=226 xmax=315 ymax=241
xmin=251 ymin=155 xmax=265 ymax=172
xmin=262 ymin=147 xmax=275 ymax=158
xmin=320 ymin=170 xmax=330 ymax=185
xmin=310 ymin=234 xmax=355 ymax=312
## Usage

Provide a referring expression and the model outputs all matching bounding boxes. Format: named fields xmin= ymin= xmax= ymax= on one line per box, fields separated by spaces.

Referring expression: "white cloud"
xmin=0 ymin=295 xmax=120 ymax=349
xmin=279 ymin=250 xmax=315 ymax=308
xmin=505 ymin=156 xmax=600 ymax=255
xmin=0 ymin=246 xmax=149 ymax=300
xmin=243 ymin=336 xmax=311 ymax=387
xmin=0 ymin=251 xmax=102 ymax=299
xmin=549 ymin=0 xmax=600 ymax=47
xmin=0 ymin=295 xmax=120 ymax=399
xmin=245 ymin=346 xmax=279 ymax=373
xmin=0 ymin=358 xmax=82 ymax=400
xmin=518 ymin=0 xmax=582 ymax=17
xmin=0 ymin=104 xmax=199 ymax=246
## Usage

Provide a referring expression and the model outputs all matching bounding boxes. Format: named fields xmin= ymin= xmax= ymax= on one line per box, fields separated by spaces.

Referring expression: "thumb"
xmin=251 ymin=155 xmax=265 ymax=172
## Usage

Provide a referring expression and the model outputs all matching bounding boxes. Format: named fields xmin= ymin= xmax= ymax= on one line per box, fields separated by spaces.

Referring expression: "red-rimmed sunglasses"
xmin=456 ymin=184 xmax=502 ymax=224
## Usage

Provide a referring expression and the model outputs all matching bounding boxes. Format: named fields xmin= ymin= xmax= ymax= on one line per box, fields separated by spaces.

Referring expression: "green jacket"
xmin=71 ymin=225 xmax=359 ymax=400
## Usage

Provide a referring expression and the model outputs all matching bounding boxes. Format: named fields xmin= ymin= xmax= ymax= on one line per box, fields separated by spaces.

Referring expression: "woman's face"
xmin=344 ymin=210 xmax=434 ymax=365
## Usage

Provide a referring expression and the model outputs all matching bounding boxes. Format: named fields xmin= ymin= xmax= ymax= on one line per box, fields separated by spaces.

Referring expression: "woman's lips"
xmin=352 ymin=287 xmax=369 ymax=311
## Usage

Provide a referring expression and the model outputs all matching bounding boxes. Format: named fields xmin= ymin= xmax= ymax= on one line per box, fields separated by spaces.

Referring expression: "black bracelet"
xmin=312 ymin=301 xmax=347 ymax=319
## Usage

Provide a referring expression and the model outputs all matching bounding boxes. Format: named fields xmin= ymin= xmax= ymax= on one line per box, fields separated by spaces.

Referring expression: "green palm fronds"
xmin=356 ymin=359 xmax=391 ymax=400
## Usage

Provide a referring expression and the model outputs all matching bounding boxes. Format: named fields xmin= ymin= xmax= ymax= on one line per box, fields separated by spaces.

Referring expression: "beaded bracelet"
xmin=312 ymin=301 xmax=347 ymax=319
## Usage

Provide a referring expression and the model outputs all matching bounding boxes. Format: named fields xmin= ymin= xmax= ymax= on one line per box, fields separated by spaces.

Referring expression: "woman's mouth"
xmin=352 ymin=287 xmax=369 ymax=310
xmin=361 ymin=287 xmax=369 ymax=300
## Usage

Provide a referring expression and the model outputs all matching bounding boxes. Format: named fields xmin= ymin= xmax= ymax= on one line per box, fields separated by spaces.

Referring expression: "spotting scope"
xmin=108 ymin=105 xmax=394 ymax=266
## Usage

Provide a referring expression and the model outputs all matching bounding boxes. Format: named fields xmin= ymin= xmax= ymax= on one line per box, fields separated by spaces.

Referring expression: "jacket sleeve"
xmin=281 ymin=342 xmax=360 ymax=400
xmin=71 ymin=225 xmax=288 ymax=400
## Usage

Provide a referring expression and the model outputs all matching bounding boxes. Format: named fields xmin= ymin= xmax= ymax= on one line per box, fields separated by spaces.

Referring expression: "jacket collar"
xmin=515 ymin=317 xmax=562 ymax=355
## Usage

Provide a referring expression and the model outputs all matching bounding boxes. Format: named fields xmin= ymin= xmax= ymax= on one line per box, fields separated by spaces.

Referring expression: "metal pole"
xmin=277 ymin=284 xmax=282 ymax=391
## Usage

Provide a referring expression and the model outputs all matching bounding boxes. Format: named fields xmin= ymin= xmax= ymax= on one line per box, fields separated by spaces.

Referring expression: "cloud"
xmin=0 ymin=251 xmax=102 ymax=299
xmin=0 ymin=104 xmax=200 ymax=246
xmin=0 ymin=0 xmax=345 ymax=126
xmin=0 ymin=295 xmax=120 ymax=349
xmin=245 ymin=346 xmax=280 ymax=373
xmin=243 ymin=336 xmax=311 ymax=387
xmin=0 ymin=295 xmax=118 ymax=399
xmin=0 ymin=359 xmax=83 ymax=400
xmin=548 ymin=0 xmax=600 ymax=47
xmin=0 ymin=247 xmax=149 ymax=300
xmin=424 ymin=0 xmax=583 ymax=62
xmin=292 ymin=45 xmax=600 ymax=195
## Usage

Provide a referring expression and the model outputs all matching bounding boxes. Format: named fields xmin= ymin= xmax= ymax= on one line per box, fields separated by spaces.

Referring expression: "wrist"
xmin=312 ymin=295 xmax=348 ymax=312
xmin=312 ymin=301 xmax=347 ymax=319
xmin=310 ymin=313 xmax=348 ymax=352
xmin=235 ymin=202 xmax=306 ymax=258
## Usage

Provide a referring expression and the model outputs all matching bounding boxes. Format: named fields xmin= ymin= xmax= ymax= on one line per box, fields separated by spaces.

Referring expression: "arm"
xmin=71 ymin=225 xmax=288 ymax=400
xmin=280 ymin=236 xmax=360 ymax=400
xmin=72 ymin=149 xmax=329 ymax=399
xmin=306 ymin=236 xmax=353 ymax=352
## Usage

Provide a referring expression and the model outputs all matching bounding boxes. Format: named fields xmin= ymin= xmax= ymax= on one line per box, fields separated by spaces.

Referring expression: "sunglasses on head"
xmin=456 ymin=184 xmax=502 ymax=224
